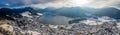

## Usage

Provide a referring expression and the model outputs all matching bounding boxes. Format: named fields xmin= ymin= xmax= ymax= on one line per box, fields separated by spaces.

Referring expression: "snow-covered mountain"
xmin=0 ymin=7 xmax=42 ymax=20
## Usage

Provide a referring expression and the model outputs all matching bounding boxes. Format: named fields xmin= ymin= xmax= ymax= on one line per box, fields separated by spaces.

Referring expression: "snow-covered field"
xmin=10 ymin=16 xmax=120 ymax=35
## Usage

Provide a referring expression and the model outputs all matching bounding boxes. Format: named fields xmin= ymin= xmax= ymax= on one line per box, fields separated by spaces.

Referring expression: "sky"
xmin=0 ymin=0 xmax=120 ymax=9
xmin=32 ymin=0 xmax=120 ymax=9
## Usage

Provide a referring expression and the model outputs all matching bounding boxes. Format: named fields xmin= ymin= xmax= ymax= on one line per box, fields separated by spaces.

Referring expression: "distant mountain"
xmin=39 ymin=7 xmax=120 ymax=19
xmin=0 ymin=7 xmax=40 ymax=20
xmin=37 ymin=7 xmax=120 ymax=24
xmin=92 ymin=7 xmax=120 ymax=19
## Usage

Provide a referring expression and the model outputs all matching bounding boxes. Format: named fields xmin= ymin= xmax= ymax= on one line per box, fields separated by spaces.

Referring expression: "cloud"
xmin=1 ymin=0 xmax=120 ymax=9
xmin=22 ymin=0 xmax=58 ymax=5
xmin=112 ymin=3 xmax=120 ymax=10
xmin=31 ymin=0 xmax=72 ymax=9
xmin=32 ymin=0 xmax=120 ymax=9
xmin=79 ymin=16 xmax=117 ymax=25
xmin=86 ymin=0 xmax=120 ymax=8
xmin=0 ymin=2 xmax=10 ymax=7
xmin=0 ymin=0 xmax=60 ymax=7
